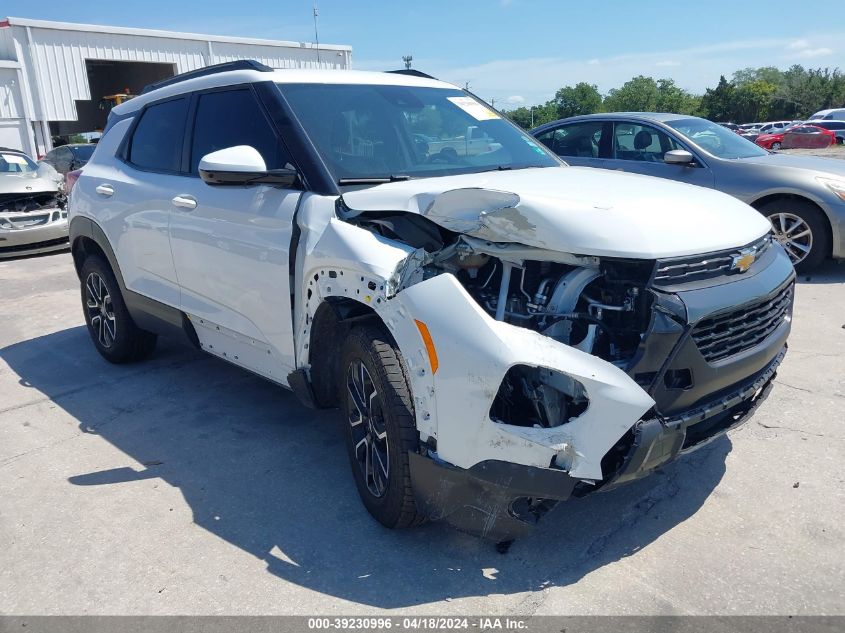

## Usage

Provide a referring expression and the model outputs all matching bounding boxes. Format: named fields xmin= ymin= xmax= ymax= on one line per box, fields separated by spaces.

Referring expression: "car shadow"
xmin=1 ymin=326 xmax=731 ymax=608
xmin=794 ymin=259 xmax=845 ymax=284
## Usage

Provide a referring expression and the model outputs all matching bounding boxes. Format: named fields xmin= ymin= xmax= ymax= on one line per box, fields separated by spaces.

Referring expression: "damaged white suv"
xmin=70 ymin=61 xmax=794 ymax=543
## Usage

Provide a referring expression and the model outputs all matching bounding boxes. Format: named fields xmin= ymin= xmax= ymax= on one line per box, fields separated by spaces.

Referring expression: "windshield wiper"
xmin=338 ymin=175 xmax=411 ymax=185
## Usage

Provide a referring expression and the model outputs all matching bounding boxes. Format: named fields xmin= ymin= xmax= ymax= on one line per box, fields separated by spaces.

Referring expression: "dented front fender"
xmin=387 ymin=273 xmax=655 ymax=481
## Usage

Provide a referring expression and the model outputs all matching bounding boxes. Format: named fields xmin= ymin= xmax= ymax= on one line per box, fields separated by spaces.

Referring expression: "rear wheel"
xmin=340 ymin=325 xmax=424 ymax=529
xmin=80 ymin=256 xmax=157 ymax=363
xmin=759 ymin=199 xmax=830 ymax=272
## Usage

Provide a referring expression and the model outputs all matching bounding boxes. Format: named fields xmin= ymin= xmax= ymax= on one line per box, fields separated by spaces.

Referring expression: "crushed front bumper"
xmin=408 ymin=344 xmax=785 ymax=541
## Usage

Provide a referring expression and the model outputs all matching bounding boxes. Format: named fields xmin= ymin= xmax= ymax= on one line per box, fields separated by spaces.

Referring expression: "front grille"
xmin=692 ymin=282 xmax=793 ymax=363
xmin=654 ymin=235 xmax=771 ymax=287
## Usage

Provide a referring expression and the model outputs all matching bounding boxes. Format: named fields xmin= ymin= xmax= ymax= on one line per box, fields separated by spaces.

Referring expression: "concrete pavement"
xmin=1 ymin=251 xmax=843 ymax=615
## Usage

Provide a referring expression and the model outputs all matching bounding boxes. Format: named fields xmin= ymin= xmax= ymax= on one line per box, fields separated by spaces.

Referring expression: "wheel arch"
xmin=750 ymin=193 xmax=833 ymax=257
xmin=69 ymin=215 xmax=199 ymax=347
xmin=306 ymin=296 xmax=385 ymax=408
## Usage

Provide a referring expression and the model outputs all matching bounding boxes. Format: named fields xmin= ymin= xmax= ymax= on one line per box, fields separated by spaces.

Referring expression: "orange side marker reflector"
xmin=414 ymin=319 xmax=439 ymax=375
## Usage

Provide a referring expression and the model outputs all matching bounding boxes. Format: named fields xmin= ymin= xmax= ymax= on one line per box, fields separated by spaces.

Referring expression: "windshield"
xmin=280 ymin=83 xmax=559 ymax=183
xmin=666 ymin=118 xmax=769 ymax=159
xmin=0 ymin=152 xmax=38 ymax=174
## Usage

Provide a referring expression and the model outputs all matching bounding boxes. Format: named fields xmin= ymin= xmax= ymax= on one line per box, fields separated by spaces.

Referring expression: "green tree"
xmin=701 ymin=75 xmax=736 ymax=121
xmin=732 ymin=80 xmax=777 ymax=122
xmin=602 ymin=76 xmax=659 ymax=112
xmin=552 ymin=82 xmax=602 ymax=118
xmin=655 ymin=79 xmax=701 ymax=115
xmin=503 ymin=103 xmax=558 ymax=129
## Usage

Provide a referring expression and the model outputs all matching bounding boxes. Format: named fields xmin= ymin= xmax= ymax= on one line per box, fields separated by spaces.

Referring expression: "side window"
xmin=535 ymin=121 xmax=603 ymax=158
xmin=613 ymin=123 xmax=680 ymax=162
xmin=190 ymin=88 xmax=290 ymax=173
xmin=128 ymin=98 xmax=189 ymax=172
xmin=54 ymin=147 xmax=72 ymax=171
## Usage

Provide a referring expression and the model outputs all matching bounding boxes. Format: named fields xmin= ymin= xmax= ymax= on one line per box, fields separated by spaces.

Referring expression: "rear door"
xmin=167 ymin=85 xmax=301 ymax=375
xmin=86 ymin=96 xmax=189 ymax=307
xmin=533 ymin=120 xmax=608 ymax=169
xmin=602 ymin=121 xmax=715 ymax=188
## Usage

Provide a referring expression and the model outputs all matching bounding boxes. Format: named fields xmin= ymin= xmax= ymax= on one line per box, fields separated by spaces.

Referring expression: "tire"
xmin=80 ymin=255 xmax=157 ymax=363
xmin=759 ymin=199 xmax=830 ymax=273
xmin=771 ymin=142 xmax=781 ymax=150
xmin=339 ymin=325 xmax=425 ymax=529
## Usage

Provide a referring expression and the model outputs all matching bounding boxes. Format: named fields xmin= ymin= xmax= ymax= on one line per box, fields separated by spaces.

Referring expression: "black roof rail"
xmin=141 ymin=59 xmax=275 ymax=94
xmin=385 ymin=69 xmax=438 ymax=80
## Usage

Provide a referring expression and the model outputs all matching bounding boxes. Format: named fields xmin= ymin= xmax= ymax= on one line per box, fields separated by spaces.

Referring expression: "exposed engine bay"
xmin=0 ymin=191 xmax=65 ymax=215
xmin=351 ymin=210 xmax=661 ymax=430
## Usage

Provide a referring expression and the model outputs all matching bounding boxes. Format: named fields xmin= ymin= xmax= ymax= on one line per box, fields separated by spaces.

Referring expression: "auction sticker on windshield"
xmin=448 ymin=96 xmax=500 ymax=120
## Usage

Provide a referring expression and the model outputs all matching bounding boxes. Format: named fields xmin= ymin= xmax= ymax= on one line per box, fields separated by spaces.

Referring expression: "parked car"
xmin=70 ymin=61 xmax=794 ymax=542
xmin=532 ymin=113 xmax=845 ymax=271
xmin=808 ymin=108 xmax=845 ymax=121
xmin=754 ymin=125 xmax=801 ymax=150
xmin=40 ymin=143 xmax=96 ymax=176
xmin=781 ymin=125 xmax=837 ymax=149
xmin=717 ymin=122 xmax=740 ymax=132
xmin=0 ymin=147 xmax=68 ymax=258
xmin=798 ymin=120 xmax=845 ymax=145
xmin=756 ymin=121 xmax=793 ymax=135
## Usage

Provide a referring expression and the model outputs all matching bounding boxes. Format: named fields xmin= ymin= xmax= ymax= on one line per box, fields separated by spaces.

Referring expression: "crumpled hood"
xmin=341 ymin=166 xmax=771 ymax=259
xmin=0 ymin=167 xmax=60 ymax=196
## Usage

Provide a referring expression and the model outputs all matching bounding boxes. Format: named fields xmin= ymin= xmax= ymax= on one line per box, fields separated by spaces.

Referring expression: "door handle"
xmin=95 ymin=184 xmax=114 ymax=197
xmin=171 ymin=195 xmax=197 ymax=210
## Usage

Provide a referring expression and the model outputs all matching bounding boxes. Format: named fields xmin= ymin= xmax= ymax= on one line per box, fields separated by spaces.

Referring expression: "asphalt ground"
xmin=1 ymin=250 xmax=843 ymax=615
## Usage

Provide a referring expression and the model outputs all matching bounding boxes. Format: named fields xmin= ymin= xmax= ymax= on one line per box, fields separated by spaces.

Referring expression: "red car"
xmin=781 ymin=125 xmax=836 ymax=149
xmin=755 ymin=129 xmax=791 ymax=150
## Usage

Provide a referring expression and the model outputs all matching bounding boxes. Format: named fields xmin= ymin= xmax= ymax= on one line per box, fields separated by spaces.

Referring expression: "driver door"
xmin=167 ymin=86 xmax=300 ymax=378
xmin=603 ymin=121 xmax=715 ymax=189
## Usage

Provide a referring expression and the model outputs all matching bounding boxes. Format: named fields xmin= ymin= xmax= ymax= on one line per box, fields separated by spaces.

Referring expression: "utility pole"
xmin=464 ymin=80 xmax=471 ymax=91
xmin=402 ymin=55 xmax=413 ymax=70
xmin=312 ymin=0 xmax=321 ymax=64
xmin=490 ymin=97 xmax=496 ymax=109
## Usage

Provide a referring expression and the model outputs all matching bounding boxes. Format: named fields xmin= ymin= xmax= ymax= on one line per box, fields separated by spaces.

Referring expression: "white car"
xmin=0 ymin=148 xmax=67 ymax=258
xmin=70 ymin=61 xmax=795 ymax=543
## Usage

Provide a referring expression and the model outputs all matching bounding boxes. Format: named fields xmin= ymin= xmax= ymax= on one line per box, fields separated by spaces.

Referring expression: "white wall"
xmin=0 ymin=19 xmax=351 ymax=154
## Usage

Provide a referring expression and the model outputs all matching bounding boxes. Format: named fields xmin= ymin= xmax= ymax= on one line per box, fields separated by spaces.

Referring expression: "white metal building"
xmin=0 ymin=17 xmax=352 ymax=157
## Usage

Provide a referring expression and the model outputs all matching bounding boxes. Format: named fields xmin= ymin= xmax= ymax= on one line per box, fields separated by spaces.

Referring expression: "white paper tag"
xmin=448 ymin=96 xmax=500 ymax=121
xmin=2 ymin=153 xmax=28 ymax=165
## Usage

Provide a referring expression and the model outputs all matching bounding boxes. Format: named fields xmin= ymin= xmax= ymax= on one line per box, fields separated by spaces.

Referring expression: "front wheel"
xmin=340 ymin=326 xmax=424 ymax=529
xmin=759 ymin=200 xmax=830 ymax=272
xmin=771 ymin=141 xmax=782 ymax=150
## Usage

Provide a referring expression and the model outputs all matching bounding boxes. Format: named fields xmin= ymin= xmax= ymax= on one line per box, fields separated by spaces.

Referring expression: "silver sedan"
xmin=531 ymin=113 xmax=845 ymax=271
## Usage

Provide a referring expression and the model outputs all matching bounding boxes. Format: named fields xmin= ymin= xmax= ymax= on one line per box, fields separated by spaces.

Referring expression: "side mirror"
xmin=664 ymin=149 xmax=695 ymax=165
xmin=199 ymin=145 xmax=298 ymax=187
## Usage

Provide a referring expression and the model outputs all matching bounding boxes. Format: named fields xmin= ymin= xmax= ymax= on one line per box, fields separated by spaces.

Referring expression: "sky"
xmin=9 ymin=0 xmax=845 ymax=107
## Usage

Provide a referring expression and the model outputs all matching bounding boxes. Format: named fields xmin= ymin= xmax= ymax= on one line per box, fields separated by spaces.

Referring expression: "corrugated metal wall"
xmin=0 ymin=21 xmax=350 ymax=123
xmin=0 ymin=68 xmax=23 ymax=118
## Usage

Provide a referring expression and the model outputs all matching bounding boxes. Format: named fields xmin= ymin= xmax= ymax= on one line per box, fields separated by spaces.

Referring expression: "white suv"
xmin=70 ymin=61 xmax=795 ymax=543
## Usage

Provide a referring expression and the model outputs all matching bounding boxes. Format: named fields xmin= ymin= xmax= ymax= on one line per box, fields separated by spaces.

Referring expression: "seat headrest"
xmin=634 ymin=130 xmax=653 ymax=150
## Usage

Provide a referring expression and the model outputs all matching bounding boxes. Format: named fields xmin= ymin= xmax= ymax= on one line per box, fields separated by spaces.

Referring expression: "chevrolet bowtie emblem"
xmin=732 ymin=250 xmax=756 ymax=273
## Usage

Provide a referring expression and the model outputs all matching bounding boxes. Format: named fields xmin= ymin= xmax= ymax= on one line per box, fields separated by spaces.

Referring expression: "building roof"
xmin=1 ymin=16 xmax=351 ymax=52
